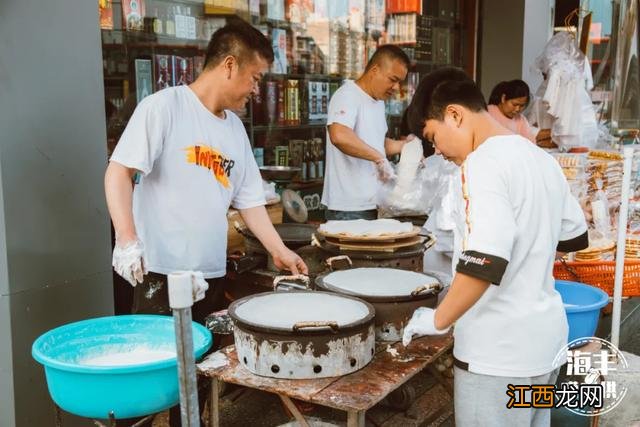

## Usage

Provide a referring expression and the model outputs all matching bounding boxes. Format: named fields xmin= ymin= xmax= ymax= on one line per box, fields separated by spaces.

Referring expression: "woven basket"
xmin=553 ymin=260 xmax=640 ymax=297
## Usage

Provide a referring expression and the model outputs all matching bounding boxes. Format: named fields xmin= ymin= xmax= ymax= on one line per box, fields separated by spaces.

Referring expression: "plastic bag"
xmin=377 ymin=150 xmax=457 ymax=218
xmin=528 ymin=32 xmax=598 ymax=150
xmin=590 ymin=178 xmax=612 ymax=241
xmin=262 ymin=180 xmax=279 ymax=202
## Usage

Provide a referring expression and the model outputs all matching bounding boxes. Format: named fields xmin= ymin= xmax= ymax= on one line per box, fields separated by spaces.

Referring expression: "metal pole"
xmin=611 ymin=147 xmax=633 ymax=348
xmin=173 ymin=307 xmax=200 ymax=427
xmin=169 ymin=272 xmax=201 ymax=427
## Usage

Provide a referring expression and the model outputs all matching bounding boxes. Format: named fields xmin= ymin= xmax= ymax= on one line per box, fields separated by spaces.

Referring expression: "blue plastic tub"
xmin=32 ymin=315 xmax=212 ymax=419
xmin=555 ymin=280 xmax=609 ymax=344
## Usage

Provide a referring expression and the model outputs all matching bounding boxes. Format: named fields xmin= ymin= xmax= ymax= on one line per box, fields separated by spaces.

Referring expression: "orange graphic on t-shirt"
xmin=184 ymin=145 xmax=235 ymax=189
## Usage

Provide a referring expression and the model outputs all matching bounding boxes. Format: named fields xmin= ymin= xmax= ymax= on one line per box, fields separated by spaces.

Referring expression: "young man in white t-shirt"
xmin=322 ymin=45 xmax=412 ymax=220
xmin=402 ymin=70 xmax=588 ymax=426
xmin=105 ymin=21 xmax=308 ymax=320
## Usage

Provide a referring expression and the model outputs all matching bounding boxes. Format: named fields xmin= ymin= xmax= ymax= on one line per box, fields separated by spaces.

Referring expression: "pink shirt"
xmin=488 ymin=104 xmax=536 ymax=143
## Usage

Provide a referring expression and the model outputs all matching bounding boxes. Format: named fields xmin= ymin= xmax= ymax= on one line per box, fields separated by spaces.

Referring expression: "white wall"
xmin=0 ymin=0 xmax=114 ymax=425
xmin=522 ymin=0 xmax=556 ymax=94
xmin=478 ymin=0 xmax=555 ymax=98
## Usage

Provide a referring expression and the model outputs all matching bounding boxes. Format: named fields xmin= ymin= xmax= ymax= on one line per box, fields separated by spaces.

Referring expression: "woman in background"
xmin=488 ymin=79 xmax=541 ymax=144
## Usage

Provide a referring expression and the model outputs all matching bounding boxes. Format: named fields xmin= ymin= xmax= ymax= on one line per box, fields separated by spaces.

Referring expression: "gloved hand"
xmin=190 ymin=271 xmax=209 ymax=303
xmin=374 ymin=158 xmax=396 ymax=182
xmin=402 ymin=307 xmax=450 ymax=347
xmin=112 ymin=238 xmax=147 ymax=287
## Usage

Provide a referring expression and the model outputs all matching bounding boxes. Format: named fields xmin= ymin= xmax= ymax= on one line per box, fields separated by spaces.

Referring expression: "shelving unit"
xmin=100 ymin=0 xmax=477 ymax=216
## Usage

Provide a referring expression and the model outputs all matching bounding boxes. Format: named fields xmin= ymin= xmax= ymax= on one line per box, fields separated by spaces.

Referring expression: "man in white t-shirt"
xmin=322 ymin=45 xmax=412 ymax=220
xmin=105 ymin=21 xmax=308 ymax=322
xmin=402 ymin=69 xmax=588 ymax=427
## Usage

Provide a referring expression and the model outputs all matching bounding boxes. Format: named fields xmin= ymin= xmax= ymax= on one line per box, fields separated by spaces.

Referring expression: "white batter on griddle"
xmin=233 ymin=293 xmax=370 ymax=328
xmin=319 ymin=219 xmax=413 ymax=236
xmin=80 ymin=348 xmax=176 ymax=366
xmin=323 ymin=268 xmax=439 ymax=297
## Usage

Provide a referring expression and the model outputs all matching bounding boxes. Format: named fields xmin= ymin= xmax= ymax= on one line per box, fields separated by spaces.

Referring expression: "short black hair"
xmin=424 ymin=74 xmax=487 ymax=121
xmin=204 ymin=19 xmax=274 ymax=69
xmin=405 ymin=67 xmax=478 ymax=135
xmin=364 ymin=45 xmax=411 ymax=72
xmin=488 ymin=79 xmax=531 ymax=105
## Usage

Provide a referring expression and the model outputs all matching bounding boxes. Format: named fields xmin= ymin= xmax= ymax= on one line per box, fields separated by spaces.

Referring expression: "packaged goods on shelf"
xmin=308 ymin=81 xmax=329 ymax=121
xmin=266 ymin=0 xmax=285 ymax=20
xmin=122 ymin=0 xmax=146 ymax=31
xmin=172 ymin=56 xmax=194 ymax=86
xmin=253 ymin=148 xmax=264 ymax=166
xmin=271 ymin=28 xmax=288 ymax=74
xmin=586 ymin=150 xmax=623 ymax=210
xmin=153 ymin=54 xmax=173 ymax=91
xmin=285 ymin=79 xmax=300 ymax=125
xmin=275 ymin=146 xmax=289 ymax=166
xmin=134 ymin=59 xmax=152 ymax=103
xmin=553 ymin=153 xmax=588 ymax=201
xmin=366 ymin=0 xmax=386 ymax=32
xmin=100 ymin=0 xmax=114 ymax=29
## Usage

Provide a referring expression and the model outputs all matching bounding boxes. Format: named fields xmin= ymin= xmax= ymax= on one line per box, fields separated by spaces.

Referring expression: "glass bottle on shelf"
xmin=153 ymin=7 xmax=163 ymax=34
xmin=165 ymin=5 xmax=176 ymax=36
xmin=316 ymin=139 xmax=324 ymax=179
xmin=174 ymin=5 xmax=183 ymax=39
xmin=300 ymin=141 xmax=308 ymax=181
xmin=307 ymin=141 xmax=317 ymax=180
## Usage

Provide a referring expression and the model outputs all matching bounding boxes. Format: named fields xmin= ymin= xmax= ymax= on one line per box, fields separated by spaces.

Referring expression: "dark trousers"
xmin=125 ymin=272 xmax=227 ymax=426
xmin=325 ymin=208 xmax=378 ymax=220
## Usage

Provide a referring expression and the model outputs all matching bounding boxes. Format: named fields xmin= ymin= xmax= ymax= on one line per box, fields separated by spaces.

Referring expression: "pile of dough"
xmin=388 ymin=137 xmax=423 ymax=209
xmin=319 ymin=218 xmax=413 ymax=237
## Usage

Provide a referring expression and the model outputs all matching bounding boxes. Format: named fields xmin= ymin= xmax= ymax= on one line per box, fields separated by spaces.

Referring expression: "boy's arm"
xmin=433 ymin=272 xmax=490 ymax=330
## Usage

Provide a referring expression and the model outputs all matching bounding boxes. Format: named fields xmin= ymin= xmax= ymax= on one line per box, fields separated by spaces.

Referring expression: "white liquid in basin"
xmin=80 ymin=348 xmax=176 ymax=366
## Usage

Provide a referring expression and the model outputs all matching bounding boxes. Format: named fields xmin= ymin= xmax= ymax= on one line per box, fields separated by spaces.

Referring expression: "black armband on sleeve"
xmin=557 ymin=231 xmax=589 ymax=253
xmin=456 ymin=250 xmax=509 ymax=285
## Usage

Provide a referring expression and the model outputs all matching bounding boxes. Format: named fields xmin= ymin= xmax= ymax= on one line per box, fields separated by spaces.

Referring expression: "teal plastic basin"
xmin=32 ymin=315 xmax=212 ymax=419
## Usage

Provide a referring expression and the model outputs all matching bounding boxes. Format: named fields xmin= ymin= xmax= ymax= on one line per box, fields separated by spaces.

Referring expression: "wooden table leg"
xmin=54 ymin=404 xmax=63 ymax=427
xmin=278 ymin=394 xmax=311 ymax=427
xmin=210 ymin=378 xmax=220 ymax=427
xmin=427 ymin=365 xmax=454 ymax=397
xmin=347 ymin=410 xmax=365 ymax=427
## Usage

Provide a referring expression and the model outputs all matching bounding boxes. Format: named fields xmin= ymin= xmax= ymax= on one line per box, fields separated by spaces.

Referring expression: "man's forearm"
xmin=384 ymin=138 xmax=406 ymax=156
xmin=239 ymin=206 xmax=286 ymax=254
xmin=328 ymin=124 xmax=385 ymax=161
xmin=105 ymin=162 xmax=137 ymax=244
xmin=434 ymin=272 xmax=491 ymax=330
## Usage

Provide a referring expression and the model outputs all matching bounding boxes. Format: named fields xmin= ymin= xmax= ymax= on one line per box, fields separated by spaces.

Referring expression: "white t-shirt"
xmin=451 ymin=135 xmax=588 ymax=377
xmin=321 ymin=80 xmax=387 ymax=211
xmin=111 ymin=86 xmax=265 ymax=278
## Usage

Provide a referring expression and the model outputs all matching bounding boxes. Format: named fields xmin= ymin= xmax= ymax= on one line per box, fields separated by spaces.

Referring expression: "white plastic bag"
xmin=378 ymin=151 xmax=458 ymax=219
xmin=528 ymin=32 xmax=598 ymax=150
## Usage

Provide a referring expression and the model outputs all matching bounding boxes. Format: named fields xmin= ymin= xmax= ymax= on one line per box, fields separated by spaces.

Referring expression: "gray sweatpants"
xmin=454 ymin=366 xmax=559 ymax=427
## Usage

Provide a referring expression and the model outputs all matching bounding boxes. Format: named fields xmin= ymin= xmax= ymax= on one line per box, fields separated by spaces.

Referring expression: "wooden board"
xmin=197 ymin=334 xmax=453 ymax=412
xmin=324 ymin=236 xmax=425 ymax=253
xmin=318 ymin=226 xmax=422 ymax=243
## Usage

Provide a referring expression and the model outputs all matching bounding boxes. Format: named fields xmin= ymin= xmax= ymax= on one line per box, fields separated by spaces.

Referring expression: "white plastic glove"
xmin=402 ymin=307 xmax=450 ymax=347
xmin=375 ymin=158 xmax=396 ymax=182
xmin=189 ymin=271 xmax=209 ymax=303
xmin=112 ymin=239 xmax=147 ymax=287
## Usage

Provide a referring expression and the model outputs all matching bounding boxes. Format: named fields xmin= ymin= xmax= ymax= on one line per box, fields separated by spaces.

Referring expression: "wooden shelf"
xmin=264 ymin=73 xmax=343 ymax=81
xmin=101 ymin=29 xmax=208 ymax=50
xmin=252 ymin=122 xmax=327 ymax=132
xmin=381 ymin=40 xmax=419 ymax=46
